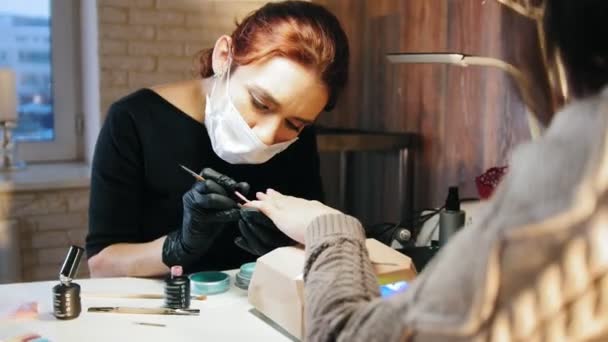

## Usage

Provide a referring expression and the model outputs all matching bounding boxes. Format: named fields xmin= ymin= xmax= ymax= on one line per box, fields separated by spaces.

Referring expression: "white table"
xmin=0 ymin=270 xmax=294 ymax=341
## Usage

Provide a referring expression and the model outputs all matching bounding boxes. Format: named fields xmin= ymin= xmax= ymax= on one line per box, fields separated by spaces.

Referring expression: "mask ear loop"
xmin=209 ymin=56 xmax=232 ymax=101
xmin=209 ymin=71 xmax=221 ymax=100
xmin=224 ymin=56 xmax=233 ymax=98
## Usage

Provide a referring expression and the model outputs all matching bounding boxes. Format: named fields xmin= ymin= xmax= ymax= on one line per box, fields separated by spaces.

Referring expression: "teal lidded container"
xmin=189 ymin=271 xmax=230 ymax=295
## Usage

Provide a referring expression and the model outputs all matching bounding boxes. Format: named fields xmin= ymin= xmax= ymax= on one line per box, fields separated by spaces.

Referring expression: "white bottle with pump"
xmin=438 ymin=187 xmax=466 ymax=247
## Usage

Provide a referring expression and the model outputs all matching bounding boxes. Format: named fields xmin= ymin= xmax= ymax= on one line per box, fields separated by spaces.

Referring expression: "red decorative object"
xmin=475 ymin=166 xmax=508 ymax=199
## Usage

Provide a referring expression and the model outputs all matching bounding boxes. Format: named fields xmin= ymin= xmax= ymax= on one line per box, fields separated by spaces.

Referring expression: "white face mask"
xmin=204 ymin=60 xmax=298 ymax=164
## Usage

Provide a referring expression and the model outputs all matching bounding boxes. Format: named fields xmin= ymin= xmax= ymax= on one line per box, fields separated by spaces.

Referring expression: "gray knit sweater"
xmin=303 ymin=88 xmax=608 ymax=341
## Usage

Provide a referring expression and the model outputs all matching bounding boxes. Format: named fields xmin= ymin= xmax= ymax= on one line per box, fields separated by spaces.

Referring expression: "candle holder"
xmin=0 ymin=120 xmax=26 ymax=171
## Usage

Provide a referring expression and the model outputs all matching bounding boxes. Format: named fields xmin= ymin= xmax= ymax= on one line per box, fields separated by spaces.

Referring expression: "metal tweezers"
xmin=88 ymin=306 xmax=200 ymax=316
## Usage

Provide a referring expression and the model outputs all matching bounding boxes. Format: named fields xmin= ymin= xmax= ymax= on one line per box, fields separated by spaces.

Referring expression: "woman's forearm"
xmin=88 ymin=236 xmax=169 ymax=277
xmin=304 ymin=214 xmax=380 ymax=340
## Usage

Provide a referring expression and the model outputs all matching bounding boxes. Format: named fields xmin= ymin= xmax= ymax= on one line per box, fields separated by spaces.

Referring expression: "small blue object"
xmin=379 ymin=281 xmax=409 ymax=298
xmin=235 ymin=262 xmax=256 ymax=290
xmin=189 ymin=271 xmax=231 ymax=295
xmin=239 ymin=262 xmax=256 ymax=280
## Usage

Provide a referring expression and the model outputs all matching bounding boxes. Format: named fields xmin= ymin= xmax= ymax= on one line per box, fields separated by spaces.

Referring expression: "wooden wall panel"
xmin=314 ymin=0 xmax=541 ymax=223
xmin=314 ymin=0 xmax=366 ymax=129
xmin=391 ymin=1 xmax=449 ymax=208
xmin=442 ymin=1 xmax=490 ymax=199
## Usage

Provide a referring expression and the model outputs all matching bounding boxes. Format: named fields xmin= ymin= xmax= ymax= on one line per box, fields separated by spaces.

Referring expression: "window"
xmin=18 ymin=50 xmax=50 ymax=64
xmin=0 ymin=0 xmax=80 ymax=161
xmin=20 ymin=73 xmax=45 ymax=86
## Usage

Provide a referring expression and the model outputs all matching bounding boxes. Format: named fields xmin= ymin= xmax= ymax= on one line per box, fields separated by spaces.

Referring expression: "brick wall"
xmin=2 ymin=188 xmax=90 ymax=282
xmin=98 ymin=0 xmax=277 ymax=116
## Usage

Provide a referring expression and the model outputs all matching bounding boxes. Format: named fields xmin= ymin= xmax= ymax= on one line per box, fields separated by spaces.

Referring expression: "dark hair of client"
xmin=545 ymin=0 xmax=608 ymax=98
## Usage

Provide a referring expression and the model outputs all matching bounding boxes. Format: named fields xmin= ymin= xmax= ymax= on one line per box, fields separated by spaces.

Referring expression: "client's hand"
xmin=245 ymin=189 xmax=342 ymax=244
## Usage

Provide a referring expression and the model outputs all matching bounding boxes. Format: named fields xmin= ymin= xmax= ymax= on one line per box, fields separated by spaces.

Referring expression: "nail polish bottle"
xmin=439 ymin=187 xmax=466 ymax=247
xmin=52 ymin=245 xmax=84 ymax=320
xmin=165 ymin=265 xmax=191 ymax=309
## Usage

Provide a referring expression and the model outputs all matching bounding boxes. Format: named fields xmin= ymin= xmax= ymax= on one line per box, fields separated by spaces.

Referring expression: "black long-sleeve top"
xmin=86 ymin=89 xmax=323 ymax=271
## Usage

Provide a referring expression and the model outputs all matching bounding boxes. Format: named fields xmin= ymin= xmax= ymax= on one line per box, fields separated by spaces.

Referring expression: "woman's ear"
xmin=211 ymin=35 xmax=233 ymax=77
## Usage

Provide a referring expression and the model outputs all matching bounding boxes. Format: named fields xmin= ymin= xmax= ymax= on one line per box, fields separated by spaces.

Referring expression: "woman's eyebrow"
xmin=249 ymin=85 xmax=281 ymax=108
xmin=249 ymin=84 xmax=314 ymax=124
xmin=291 ymin=117 xmax=314 ymax=125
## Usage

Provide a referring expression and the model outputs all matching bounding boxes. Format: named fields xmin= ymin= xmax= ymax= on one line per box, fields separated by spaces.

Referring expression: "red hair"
xmin=197 ymin=1 xmax=349 ymax=111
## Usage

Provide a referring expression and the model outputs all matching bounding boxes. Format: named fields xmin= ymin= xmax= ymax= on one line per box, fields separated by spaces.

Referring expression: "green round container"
xmin=189 ymin=271 xmax=230 ymax=295
xmin=239 ymin=262 xmax=256 ymax=280
xmin=234 ymin=262 xmax=256 ymax=290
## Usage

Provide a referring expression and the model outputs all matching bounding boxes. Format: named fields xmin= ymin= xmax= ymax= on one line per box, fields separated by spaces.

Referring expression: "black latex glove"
xmin=234 ymin=207 xmax=296 ymax=256
xmin=162 ymin=168 xmax=250 ymax=268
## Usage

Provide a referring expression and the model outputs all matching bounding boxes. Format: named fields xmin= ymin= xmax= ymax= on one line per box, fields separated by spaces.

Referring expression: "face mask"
xmin=204 ymin=59 xmax=298 ymax=164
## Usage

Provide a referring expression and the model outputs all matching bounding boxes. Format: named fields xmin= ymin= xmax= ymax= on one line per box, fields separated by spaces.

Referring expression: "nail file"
xmin=88 ymin=306 xmax=200 ymax=316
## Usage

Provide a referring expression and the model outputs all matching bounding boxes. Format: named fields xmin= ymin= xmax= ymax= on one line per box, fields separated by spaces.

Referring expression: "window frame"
xmin=17 ymin=0 xmax=80 ymax=162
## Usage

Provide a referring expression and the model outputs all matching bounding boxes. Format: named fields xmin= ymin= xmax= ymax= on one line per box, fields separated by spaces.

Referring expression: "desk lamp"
xmin=386 ymin=0 xmax=570 ymax=140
